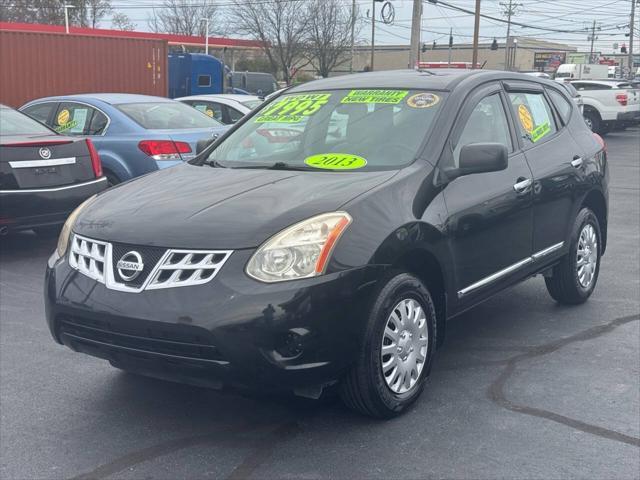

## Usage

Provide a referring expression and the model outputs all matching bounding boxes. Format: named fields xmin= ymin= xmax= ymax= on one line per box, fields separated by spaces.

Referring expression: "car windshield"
xmin=242 ymin=99 xmax=263 ymax=109
xmin=205 ymin=89 xmax=446 ymax=171
xmin=116 ymin=102 xmax=223 ymax=130
xmin=0 ymin=107 xmax=53 ymax=136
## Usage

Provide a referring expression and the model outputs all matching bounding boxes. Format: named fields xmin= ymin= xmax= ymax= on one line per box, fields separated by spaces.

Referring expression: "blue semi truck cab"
xmin=168 ymin=53 xmax=226 ymax=98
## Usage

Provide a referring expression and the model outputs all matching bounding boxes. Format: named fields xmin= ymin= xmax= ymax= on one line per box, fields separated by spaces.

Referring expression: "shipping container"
xmin=0 ymin=29 xmax=168 ymax=108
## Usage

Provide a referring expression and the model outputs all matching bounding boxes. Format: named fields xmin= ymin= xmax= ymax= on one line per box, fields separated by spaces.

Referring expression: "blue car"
xmin=20 ymin=94 xmax=228 ymax=185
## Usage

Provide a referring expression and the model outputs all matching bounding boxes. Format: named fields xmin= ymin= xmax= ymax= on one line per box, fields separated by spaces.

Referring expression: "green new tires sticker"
xmin=304 ymin=153 xmax=367 ymax=170
xmin=531 ymin=122 xmax=551 ymax=142
xmin=341 ymin=90 xmax=408 ymax=104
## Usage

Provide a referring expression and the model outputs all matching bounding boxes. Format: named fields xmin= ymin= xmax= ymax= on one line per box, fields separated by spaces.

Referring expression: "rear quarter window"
xmin=547 ymin=89 xmax=573 ymax=124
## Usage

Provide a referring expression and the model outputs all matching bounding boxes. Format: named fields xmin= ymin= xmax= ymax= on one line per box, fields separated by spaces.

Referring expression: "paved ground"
xmin=1 ymin=128 xmax=639 ymax=480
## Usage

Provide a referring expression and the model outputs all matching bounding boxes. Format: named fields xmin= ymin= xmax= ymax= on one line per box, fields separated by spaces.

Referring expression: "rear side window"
xmin=53 ymin=102 xmax=94 ymax=135
xmin=116 ymin=102 xmax=223 ymax=129
xmin=22 ymin=102 xmax=56 ymax=126
xmin=509 ymin=92 xmax=557 ymax=145
xmin=226 ymin=106 xmax=245 ymax=124
xmin=188 ymin=101 xmax=223 ymax=121
xmin=547 ymin=89 xmax=573 ymax=123
xmin=87 ymin=109 xmax=109 ymax=135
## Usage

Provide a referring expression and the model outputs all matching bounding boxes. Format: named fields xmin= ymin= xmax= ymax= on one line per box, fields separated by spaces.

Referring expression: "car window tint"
xmin=0 ymin=107 xmax=53 ymax=135
xmin=53 ymin=103 xmax=93 ymax=135
xmin=116 ymin=102 xmax=223 ymax=129
xmin=87 ymin=109 xmax=109 ymax=135
xmin=190 ymin=101 xmax=224 ymax=121
xmin=226 ymin=106 xmax=244 ymax=124
xmin=547 ymin=89 xmax=572 ymax=123
xmin=22 ymin=102 xmax=56 ymax=126
xmin=452 ymin=93 xmax=512 ymax=167
xmin=509 ymin=92 xmax=558 ymax=145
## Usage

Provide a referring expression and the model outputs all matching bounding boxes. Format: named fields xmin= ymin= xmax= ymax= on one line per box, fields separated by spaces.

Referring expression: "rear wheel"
xmin=545 ymin=208 xmax=601 ymax=305
xmin=583 ymin=109 xmax=601 ymax=134
xmin=340 ymin=272 xmax=437 ymax=418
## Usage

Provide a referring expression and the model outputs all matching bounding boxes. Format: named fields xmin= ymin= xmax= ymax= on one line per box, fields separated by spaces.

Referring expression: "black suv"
xmin=45 ymin=70 xmax=608 ymax=418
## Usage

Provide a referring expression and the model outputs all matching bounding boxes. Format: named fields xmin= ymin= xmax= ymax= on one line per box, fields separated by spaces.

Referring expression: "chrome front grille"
xmin=69 ymin=235 xmax=107 ymax=283
xmin=69 ymin=233 xmax=232 ymax=293
xmin=147 ymin=250 xmax=232 ymax=290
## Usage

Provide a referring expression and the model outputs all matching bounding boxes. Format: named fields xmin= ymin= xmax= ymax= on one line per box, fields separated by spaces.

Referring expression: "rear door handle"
xmin=571 ymin=156 xmax=583 ymax=168
xmin=513 ymin=178 xmax=532 ymax=193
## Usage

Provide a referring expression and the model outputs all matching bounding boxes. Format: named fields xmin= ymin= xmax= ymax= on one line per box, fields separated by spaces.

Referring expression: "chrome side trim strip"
xmin=9 ymin=157 xmax=76 ymax=168
xmin=458 ymin=241 xmax=565 ymax=298
xmin=532 ymin=241 xmax=564 ymax=260
xmin=458 ymin=257 xmax=533 ymax=298
xmin=0 ymin=176 xmax=106 ymax=194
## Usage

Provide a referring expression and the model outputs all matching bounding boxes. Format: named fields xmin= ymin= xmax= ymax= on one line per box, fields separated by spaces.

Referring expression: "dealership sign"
xmin=533 ymin=52 xmax=566 ymax=72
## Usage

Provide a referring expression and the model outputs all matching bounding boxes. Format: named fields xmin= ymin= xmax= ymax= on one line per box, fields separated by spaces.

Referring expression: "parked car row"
xmin=2 ymin=92 xmax=267 ymax=235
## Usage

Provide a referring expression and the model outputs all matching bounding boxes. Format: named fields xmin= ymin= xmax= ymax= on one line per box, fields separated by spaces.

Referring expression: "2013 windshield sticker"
xmin=341 ymin=90 xmax=408 ymax=104
xmin=254 ymin=93 xmax=331 ymax=123
xmin=530 ymin=122 xmax=551 ymax=142
xmin=406 ymin=93 xmax=440 ymax=108
xmin=518 ymin=104 xmax=534 ymax=133
xmin=304 ymin=153 xmax=367 ymax=170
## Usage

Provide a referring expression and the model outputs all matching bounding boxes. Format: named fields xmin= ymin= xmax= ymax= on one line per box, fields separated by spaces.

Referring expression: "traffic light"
xmin=449 ymin=33 xmax=453 ymax=48
xmin=421 ymin=43 xmax=428 ymax=53
xmin=621 ymin=43 xmax=627 ymax=53
xmin=491 ymin=38 xmax=498 ymax=50
xmin=432 ymin=40 xmax=437 ymax=50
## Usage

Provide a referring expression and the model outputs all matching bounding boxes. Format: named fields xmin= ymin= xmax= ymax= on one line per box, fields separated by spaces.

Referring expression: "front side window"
xmin=116 ymin=102 xmax=223 ymax=129
xmin=451 ymin=93 xmax=512 ymax=167
xmin=197 ymin=75 xmax=211 ymax=87
xmin=205 ymin=89 xmax=446 ymax=171
xmin=509 ymin=92 xmax=558 ymax=145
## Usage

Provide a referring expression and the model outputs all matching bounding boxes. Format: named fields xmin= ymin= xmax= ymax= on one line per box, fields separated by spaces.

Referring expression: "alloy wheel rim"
xmin=381 ymin=298 xmax=429 ymax=394
xmin=577 ymin=223 xmax=598 ymax=288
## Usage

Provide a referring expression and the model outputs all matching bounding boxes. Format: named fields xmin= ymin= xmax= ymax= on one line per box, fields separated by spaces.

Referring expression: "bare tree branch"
xmin=111 ymin=11 xmax=135 ymax=31
xmin=148 ymin=0 xmax=221 ymax=37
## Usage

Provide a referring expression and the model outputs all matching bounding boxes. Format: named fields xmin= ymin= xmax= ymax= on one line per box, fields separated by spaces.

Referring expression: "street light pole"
xmin=370 ymin=0 xmax=376 ymax=71
xmin=409 ymin=0 xmax=422 ymax=69
xmin=64 ymin=5 xmax=74 ymax=34
xmin=588 ymin=20 xmax=597 ymax=63
xmin=629 ymin=0 xmax=637 ymax=78
xmin=350 ymin=0 xmax=356 ymax=73
xmin=201 ymin=18 xmax=210 ymax=55
xmin=471 ymin=0 xmax=481 ymax=68
xmin=501 ymin=0 xmax=519 ymax=70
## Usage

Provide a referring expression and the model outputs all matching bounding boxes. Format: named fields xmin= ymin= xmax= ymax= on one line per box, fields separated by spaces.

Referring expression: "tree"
xmin=148 ymin=0 xmax=221 ymax=36
xmin=0 ymin=0 xmax=111 ymax=27
xmin=305 ymin=0 xmax=360 ymax=77
xmin=230 ymin=0 xmax=310 ymax=85
xmin=111 ymin=11 xmax=135 ymax=31
xmin=76 ymin=0 xmax=112 ymax=28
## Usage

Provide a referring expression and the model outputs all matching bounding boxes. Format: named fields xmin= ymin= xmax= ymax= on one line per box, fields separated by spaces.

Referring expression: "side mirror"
xmin=196 ymin=134 xmax=218 ymax=155
xmin=452 ymin=142 xmax=508 ymax=179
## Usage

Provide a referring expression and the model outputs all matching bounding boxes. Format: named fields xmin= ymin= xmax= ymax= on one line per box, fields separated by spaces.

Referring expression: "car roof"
xmin=178 ymin=94 xmax=260 ymax=103
xmin=287 ymin=69 xmax=546 ymax=93
xmin=24 ymin=93 xmax=176 ymax=105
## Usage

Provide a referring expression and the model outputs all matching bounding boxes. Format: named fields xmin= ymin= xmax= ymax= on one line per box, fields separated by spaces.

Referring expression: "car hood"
xmin=75 ymin=162 xmax=396 ymax=249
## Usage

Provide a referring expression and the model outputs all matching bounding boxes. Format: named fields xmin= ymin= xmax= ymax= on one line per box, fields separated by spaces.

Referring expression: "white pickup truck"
xmin=569 ymin=80 xmax=640 ymax=135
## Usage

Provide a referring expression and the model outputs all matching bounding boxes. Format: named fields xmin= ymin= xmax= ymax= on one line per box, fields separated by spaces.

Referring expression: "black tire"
xmin=340 ymin=272 xmax=437 ymax=418
xmin=33 ymin=225 xmax=61 ymax=237
xmin=583 ymin=109 xmax=601 ymax=134
xmin=545 ymin=208 xmax=602 ymax=305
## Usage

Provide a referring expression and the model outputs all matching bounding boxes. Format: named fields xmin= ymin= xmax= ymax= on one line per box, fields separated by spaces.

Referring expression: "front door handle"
xmin=513 ymin=178 xmax=532 ymax=193
xmin=571 ymin=156 xmax=583 ymax=168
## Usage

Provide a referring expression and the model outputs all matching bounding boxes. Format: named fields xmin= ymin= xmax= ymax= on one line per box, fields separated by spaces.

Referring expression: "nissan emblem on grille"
xmin=116 ymin=251 xmax=144 ymax=281
xmin=39 ymin=147 xmax=51 ymax=159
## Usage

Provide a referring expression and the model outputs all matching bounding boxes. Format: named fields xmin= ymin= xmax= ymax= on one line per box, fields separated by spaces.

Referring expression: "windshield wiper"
xmin=206 ymin=159 xmax=227 ymax=168
xmin=230 ymin=162 xmax=320 ymax=171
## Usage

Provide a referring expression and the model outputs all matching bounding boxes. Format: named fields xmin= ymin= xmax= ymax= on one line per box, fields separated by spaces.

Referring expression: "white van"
xmin=555 ymin=64 xmax=609 ymax=81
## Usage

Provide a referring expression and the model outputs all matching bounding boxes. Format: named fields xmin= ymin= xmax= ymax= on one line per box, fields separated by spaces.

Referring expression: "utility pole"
xmin=448 ymin=28 xmax=453 ymax=66
xmin=409 ymin=0 xmax=422 ymax=69
xmin=588 ymin=20 xmax=598 ymax=63
xmin=201 ymin=18 xmax=210 ymax=55
xmin=501 ymin=0 xmax=520 ymax=70
xmin=370 ymin=0 xmax=376 ymax=71
xmin=471 ymin=0 xmax=481 ymax=69
xmin=63 ymin=5 xmax=74 ymax=34
xmin=350 ymin=0 xmax=356 ymax=73
xmin=629 ymin=0 xmax=637 ymax=78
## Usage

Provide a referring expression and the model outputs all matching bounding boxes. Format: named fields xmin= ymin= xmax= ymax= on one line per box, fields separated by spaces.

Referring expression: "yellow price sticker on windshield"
xmin=304 ymin=153 xmax=367 ymax=170
xmin=57 ymin=109 xmax=70 ymax=126
xmin=255 ymin=93 xmax=331 ymax=123
xmin=341 ymin=90 xmax=408 ymax=104
xmin=530 ymin=122 xmax=551 ymax=142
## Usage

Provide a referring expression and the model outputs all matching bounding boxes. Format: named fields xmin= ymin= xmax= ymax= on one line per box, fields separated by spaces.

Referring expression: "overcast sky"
xmin=101 ymin=0 xmax=637 ymax=55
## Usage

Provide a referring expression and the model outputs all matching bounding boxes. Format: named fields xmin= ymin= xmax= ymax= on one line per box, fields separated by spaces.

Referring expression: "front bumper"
xmin=0 ymin=177 xmax=107 ymax=231
xmin=45 ymin=249 xmax=382 ymax=391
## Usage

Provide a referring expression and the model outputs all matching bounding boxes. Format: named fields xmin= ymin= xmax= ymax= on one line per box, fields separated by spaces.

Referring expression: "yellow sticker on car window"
xmin=341 ymin=90 xmax=408 ymax=104
xmin=518 ymin=104 xmax=534 ymax=133
xmin=57 ymin=109 xmax=70 ymax=126
xmin=205 ymin=108 xmax=215 ymax=118
xmin=255 ymin=93 xmax=331 ymax=123
xmin=406 ymin=92 xmax=440 ymax=108
xmin=530 ymin=122 xmax=551 ymax=142
xmin=304 ymin=153 xmax=367 ymax=170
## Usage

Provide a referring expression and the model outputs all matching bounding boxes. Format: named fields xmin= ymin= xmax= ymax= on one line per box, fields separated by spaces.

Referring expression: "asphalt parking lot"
xmin=1 ymin=127 xmax=639 ymax=480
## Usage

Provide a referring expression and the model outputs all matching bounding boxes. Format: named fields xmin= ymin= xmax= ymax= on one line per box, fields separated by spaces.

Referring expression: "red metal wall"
xmin=0 ymin=30 xmax=168 ymax=108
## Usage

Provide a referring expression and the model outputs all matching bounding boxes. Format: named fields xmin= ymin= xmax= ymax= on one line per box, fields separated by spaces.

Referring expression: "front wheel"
xmin=545 ymin=208 xmax=602 ymax=305
xmin=340 ymin=272 xmax=437 ymax=418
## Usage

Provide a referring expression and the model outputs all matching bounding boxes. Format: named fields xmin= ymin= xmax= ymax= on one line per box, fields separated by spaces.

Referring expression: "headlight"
xmin=246 ymin=212 xmax=352 ymax=283
xmin=56 ymin=195 xmax=97 ymax=258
